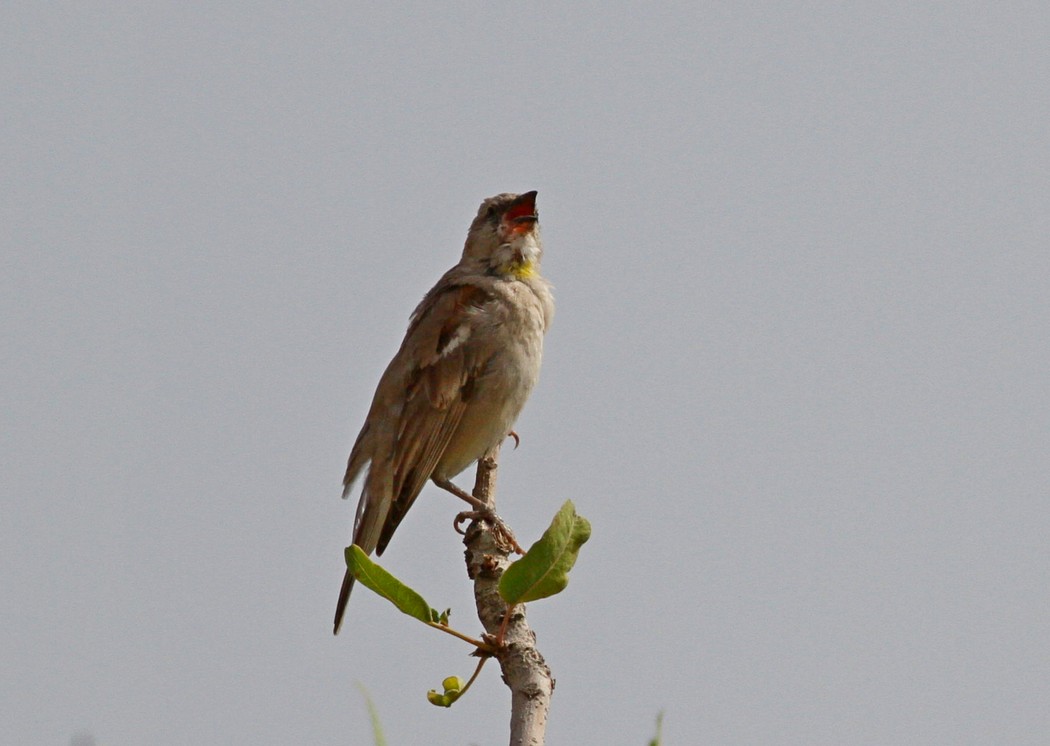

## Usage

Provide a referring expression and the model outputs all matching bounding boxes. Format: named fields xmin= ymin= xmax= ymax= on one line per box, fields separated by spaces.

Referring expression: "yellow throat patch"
xmin=509 ymin=260 xmax=537 ymax=280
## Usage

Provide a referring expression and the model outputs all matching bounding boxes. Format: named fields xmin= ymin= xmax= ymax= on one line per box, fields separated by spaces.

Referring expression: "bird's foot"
xmin=454 ymin=508 xmax=525 ymax=555
xmin=436 ymin=476 xmax=525 ymax=554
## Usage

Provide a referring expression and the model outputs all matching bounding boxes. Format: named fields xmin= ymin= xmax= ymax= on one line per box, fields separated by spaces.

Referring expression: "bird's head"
xmin=461 ymin=191 xmax=542 ymax=280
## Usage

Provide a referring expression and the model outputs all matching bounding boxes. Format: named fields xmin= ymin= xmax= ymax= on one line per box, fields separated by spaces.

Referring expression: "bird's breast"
xmin=433 ymin=281 xmax=550 ymax=479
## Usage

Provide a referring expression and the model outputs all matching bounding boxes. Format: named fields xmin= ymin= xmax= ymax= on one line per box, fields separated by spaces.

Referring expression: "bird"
xmin=334 ymin=191 xmax=554 ymax=635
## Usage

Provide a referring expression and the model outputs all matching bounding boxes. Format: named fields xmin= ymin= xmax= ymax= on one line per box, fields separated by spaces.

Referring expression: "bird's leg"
xmin=433 ymin=477 xmax=488 ymax=511
xmin=434 ymin=477 xmax=525 ymax=555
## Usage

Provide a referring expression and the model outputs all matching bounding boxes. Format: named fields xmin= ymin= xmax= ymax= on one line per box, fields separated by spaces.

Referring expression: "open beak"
xmin=503 ymin=191 xmax=539 ymax=233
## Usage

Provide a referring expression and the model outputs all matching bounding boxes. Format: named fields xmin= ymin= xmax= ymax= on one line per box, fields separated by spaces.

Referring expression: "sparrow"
xmin=334 ymin=191 xmax=554 ymax=634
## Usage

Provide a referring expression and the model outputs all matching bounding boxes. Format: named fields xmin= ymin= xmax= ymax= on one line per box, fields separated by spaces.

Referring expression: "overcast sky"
xmin=4 ymin=2 xmax=1049 ymax=744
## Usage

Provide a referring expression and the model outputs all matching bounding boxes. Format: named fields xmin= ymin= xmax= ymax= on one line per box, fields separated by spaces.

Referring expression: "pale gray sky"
xmin=3 ymin=3 xmax=1049 ymax=744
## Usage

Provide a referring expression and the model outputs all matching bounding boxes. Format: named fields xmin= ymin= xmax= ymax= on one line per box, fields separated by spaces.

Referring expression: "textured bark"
xmin=464 ymin=444 xmax=554 ymax=746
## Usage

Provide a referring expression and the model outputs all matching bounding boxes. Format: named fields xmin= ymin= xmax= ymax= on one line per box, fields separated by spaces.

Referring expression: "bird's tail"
xmin=333 ymin=465 xmax=393 ymax=635
xmin=333 ymin=567 xmax=355 ymax=634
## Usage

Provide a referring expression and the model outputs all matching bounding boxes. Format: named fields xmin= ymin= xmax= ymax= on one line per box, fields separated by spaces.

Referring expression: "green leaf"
xmin=441 ymin=676 xmax=465 ymax=693
xmin=426 ymin=690 xmax=452 ymax=707
xmin=499 ymin=500 xmax=591 ymax=605
xmin=345 ymin=545 xmax=439 ymax=623
xmin=427 ymin=675 xmax=466 ymax=708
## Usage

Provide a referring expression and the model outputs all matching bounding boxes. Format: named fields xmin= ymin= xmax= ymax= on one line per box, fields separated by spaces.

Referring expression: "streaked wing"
xmin=348 ymin=281 xmax=493 ymax=556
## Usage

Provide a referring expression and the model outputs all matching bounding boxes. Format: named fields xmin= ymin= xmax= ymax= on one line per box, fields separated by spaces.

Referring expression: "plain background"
xmin=3 ymin=2 xmax=1049 ymax=744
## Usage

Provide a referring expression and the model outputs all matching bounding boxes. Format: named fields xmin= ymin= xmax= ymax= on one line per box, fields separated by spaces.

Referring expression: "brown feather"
xmin=344 ymin=283 xmax=494 ymax=558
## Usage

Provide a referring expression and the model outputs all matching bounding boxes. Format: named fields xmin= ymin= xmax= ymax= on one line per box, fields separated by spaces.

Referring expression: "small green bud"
xmin=427 ymin=690 xmax=450 ymax=707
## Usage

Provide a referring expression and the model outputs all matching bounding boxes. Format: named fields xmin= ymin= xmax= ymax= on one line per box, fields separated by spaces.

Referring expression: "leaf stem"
xmin=496 ymin=603 xmax=517 ymax=647
xmin=457 ymin=656 xmax=489 ymax=699
xmin=425 ymin=621 xmax=496 ymax=653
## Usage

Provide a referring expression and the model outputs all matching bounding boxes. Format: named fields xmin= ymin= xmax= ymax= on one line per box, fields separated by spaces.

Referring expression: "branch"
xmin=463 ymin=443 xmax=554 ymax=746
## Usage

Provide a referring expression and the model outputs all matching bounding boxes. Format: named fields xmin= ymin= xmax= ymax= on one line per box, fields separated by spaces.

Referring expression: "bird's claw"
xmin=454 ymin=511 xmax=474 ymax=535
xmin=455 ymin=508 xmax=525 ymax=555
xmin=507 ymin=430 xmax=520 ymax=449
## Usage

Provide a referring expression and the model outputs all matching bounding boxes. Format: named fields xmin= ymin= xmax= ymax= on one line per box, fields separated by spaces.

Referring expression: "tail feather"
xmin=333 ymin=568 xmax=355 ymax=634
xmin=342 ymin=431 xmax=370 ymax=499
xmin=333 ymin=465 xmax=393 ymax=635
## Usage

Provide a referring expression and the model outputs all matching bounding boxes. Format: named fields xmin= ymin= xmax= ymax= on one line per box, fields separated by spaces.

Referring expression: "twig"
xmin=463 ymin=443 xmax=554 ymax=746
xmin=423 ymin=621 xmax=495 ymax=653
xmin=457 ymin=655 xmax=489 ymax=699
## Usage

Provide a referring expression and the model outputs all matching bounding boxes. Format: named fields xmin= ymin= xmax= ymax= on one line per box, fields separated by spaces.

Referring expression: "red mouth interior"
xmin=504 ymin=193 xmax=537 ymax=222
